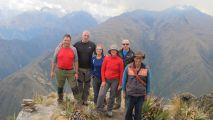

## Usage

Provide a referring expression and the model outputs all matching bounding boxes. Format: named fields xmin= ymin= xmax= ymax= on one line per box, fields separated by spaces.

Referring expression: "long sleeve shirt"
xmin=91 ymin=56 xmax=104 ymax=79
xmin=101 ymin=55 xmax=124 ymax=86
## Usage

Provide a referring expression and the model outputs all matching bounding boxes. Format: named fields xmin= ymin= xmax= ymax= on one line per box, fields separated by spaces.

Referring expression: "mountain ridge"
xmin=0 ymin=51 xmax=55 ymax=119
xmin=0 ymin=11 xmax=97 ymax=80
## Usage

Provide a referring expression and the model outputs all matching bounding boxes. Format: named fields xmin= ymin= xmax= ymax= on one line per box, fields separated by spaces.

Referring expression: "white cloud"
xmin=83 ymin=1 xmax=125 ymax=17
xmin=0 ymin=0 xmax=213 ymax=19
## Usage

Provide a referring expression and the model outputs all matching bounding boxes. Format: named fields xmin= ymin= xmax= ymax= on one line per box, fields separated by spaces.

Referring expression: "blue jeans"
xmin=125 ymin=95 xmax=144 ymax=120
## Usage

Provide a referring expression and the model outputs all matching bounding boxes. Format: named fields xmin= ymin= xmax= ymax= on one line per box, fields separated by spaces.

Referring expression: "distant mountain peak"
xmin=173 ymin=5 xmax=195 ymax=10
xmin=71 ymin=11 xmax=93 ymax=16
xmin=165 ymin=5 xmax=202 ymax=13
xmin=39 ymin=7 xmax=67 ymax=17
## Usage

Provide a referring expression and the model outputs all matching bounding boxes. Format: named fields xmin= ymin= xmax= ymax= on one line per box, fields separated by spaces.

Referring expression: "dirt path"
xmin=100 ymin=108 xmax=125 ymax=120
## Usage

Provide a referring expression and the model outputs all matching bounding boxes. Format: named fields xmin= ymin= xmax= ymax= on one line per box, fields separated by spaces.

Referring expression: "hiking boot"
xmin=82 ymin=101 xmax=89 ymax=106
xmin=113 ymin=104 xmax=120 ymax=110
xmin=57 ymin=99 xmax=63 ymax=104
xmin=106 ymin=111 xmax=113 ymax=117
xmin=57 ymin=94 xmax=63 ymax=104
xmin=96 ymin=110 xmax=105 ymax=117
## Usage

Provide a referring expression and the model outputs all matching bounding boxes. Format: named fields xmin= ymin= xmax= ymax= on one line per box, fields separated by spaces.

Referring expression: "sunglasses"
xmin=135 ymin=57 xmax=143 ymax=59
xmin=122 ymin=43 xmax=129 ymax=45
xmin=96 ymin=48 xmax=102 ymax=50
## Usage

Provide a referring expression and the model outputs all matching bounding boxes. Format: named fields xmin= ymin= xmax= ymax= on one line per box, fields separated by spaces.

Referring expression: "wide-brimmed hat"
xmin=108 ymin=44 xmax=118 ymax=54
xmin=134 ymin=51 xmax=145 ymax=59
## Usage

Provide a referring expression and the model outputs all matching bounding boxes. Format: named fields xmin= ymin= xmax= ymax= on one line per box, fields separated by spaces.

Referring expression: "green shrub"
xmin=142 ymin=95 xmax=169 ymax=120
xmin=168 ymin=95 xmax=209 ymax=120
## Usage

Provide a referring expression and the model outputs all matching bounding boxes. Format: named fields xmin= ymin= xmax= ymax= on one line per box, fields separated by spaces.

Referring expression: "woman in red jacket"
xmin=96 ymin=44 xmax=124 ymax=117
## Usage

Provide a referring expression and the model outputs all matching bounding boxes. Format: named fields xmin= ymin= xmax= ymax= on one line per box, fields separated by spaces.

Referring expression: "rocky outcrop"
xmin=17 ymin=104 xmax=59 ymax=120
xmin=17 ymin=93 xmax=60 ymax=120
xmin=177 ymin=92 xmax=212 ymax=119
xmin=16 ymin=92 xmax=125 ymax=120
xmin=16 ymin=92 xmax=212 ymax=120
xmin=21 ymin=99 xmax=37 ymax=112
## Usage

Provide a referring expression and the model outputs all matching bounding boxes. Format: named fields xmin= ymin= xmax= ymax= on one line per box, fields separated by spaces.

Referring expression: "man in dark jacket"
xmin=114 ymin=39 xmax=134 ymax=109
xmin=74 ymin=31 xmax=96 ymax=105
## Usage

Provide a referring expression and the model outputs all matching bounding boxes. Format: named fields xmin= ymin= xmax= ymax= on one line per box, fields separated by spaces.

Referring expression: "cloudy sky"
xmin=0 ymin=0 xmax=212 ymax=19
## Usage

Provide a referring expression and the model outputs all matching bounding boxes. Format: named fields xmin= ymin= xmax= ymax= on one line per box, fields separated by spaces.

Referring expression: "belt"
xmin=58 ymin=68 xmax=72 ymax=70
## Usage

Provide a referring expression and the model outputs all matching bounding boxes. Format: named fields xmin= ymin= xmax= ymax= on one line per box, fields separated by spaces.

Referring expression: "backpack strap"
xmin=129 ymin=63 xmax=147 ymax=87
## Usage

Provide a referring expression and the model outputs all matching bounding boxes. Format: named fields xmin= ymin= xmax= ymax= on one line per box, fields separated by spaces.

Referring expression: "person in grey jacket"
xmin=122 ymin=51 xmax=151 ymax=120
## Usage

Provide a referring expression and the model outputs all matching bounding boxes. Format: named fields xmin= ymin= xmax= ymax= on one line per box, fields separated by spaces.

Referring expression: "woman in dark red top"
xmin=96 ymin=44 xmax=124 ymax=117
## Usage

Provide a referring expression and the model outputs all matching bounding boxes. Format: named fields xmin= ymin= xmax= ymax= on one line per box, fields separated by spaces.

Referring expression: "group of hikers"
xmin=50 ymin=31 xmax=151 ymax=120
